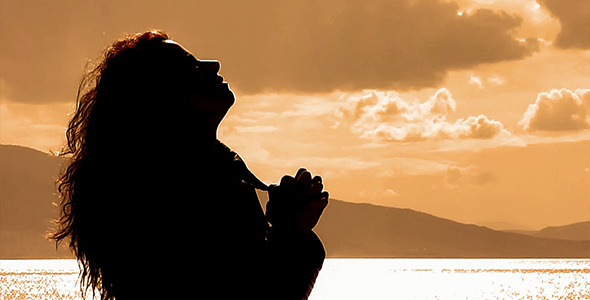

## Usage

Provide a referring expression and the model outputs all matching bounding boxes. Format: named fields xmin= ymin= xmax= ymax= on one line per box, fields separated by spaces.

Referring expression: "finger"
xmin=304 ymin=197 xmax=329 ymax=222
xmin=267 ymin=184 xmax=282 ymax=197
xmin=320 ymin=195 xmax=329 ymax=209
xmin=309 ymin=176 xmax=323 ymax=195
xmin=312 ymin=175 xmax=322 ymax=184
xmin=303 ymin=190 xmax=329 ymax=205
xmin=280 ymin=175 xmax=296 ymax=186
xmin=295 ymin=168 xmax=307 ymax=178
xmin=308 ymin=181 xmax=323 ymax=195
xmin=307 ymin=196 xmax=328 ymax=209
xmin=296 ymin=169 xmax=312 ymax=185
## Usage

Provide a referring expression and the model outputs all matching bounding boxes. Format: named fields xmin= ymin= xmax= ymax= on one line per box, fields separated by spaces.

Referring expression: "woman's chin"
xmin=219 ymin=83 xmax=236 ymax=104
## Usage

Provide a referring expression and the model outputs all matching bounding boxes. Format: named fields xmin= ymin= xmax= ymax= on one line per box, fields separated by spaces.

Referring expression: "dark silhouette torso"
xmin=98 ymin=141 xmax=323 ymax=299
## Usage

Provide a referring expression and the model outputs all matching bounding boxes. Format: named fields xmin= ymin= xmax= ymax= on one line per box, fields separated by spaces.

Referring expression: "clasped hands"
xmin=266 ymin=168 xmax=329 ymax=232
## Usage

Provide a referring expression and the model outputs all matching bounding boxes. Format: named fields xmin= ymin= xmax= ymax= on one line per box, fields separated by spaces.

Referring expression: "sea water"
xmin=1 ymin=259 xmax=588 ymax=299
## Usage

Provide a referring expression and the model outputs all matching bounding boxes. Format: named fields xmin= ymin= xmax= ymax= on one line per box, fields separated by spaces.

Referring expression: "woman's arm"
xmin=264 ymin=168 xmax=329 ymax=300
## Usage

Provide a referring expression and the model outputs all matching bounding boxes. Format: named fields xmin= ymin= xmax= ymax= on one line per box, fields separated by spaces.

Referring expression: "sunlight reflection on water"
xmin=1 ymin=259 xmax=588 ymax=300
xmin=0 ymin=260 xmax=80 ymax=300
xmin=311 ymin=259 xmax=590 ymax=300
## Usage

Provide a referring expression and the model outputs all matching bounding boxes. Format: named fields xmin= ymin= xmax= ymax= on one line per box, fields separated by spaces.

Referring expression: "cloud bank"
xmin=228 ymin=0 xmax=540 ymax=94
xmin=336 ymin=89 xmax=509 ymax=142
xmin=0 ymin=0 xmax=540 ymax=104
xmin=538 ymin=0 xmax=590 ymax=49
xmin=519 ymin=88 xmax=590 ymax=131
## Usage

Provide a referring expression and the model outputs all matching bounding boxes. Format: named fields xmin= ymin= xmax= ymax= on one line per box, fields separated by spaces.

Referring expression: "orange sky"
xmin=1 ymin=0 xmax=588 ymax=230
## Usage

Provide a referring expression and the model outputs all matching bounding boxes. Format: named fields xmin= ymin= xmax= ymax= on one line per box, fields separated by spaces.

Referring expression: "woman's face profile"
xmin=161 ymin=40 xmax=235 ymax=118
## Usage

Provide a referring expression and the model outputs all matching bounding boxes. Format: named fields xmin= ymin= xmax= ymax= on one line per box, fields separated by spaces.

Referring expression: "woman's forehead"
xmin=162 ymin=39 xmax=198 ymax=63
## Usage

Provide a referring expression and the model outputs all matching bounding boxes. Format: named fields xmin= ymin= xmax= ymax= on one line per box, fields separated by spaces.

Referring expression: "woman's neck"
xmin=191 ymin=117 xmax=220 ymax=149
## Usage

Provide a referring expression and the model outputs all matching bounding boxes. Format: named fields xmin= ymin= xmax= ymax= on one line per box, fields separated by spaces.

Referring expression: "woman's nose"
xmin=199 ymin=60 xmax=221 ymax=74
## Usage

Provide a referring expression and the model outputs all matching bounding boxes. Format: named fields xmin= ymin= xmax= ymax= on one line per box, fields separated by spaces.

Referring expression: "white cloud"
xmin=468 ymin=73 xmax=506 ymax=89
xmin=383 ymin=189 xmax=398 ymax=197
xmin=456 ymin=115 xmax=507 ymax=139
xmin=357 ymin=188 xmax=400 ymax=202
xmin=487 ymin=75 xmax=506 ymax=86
xmin=336 ymin=89 xmax=510 ymax=142
xmin=231 ymin=125 xmax=279 ymax=134
xmin=469 ymin=74 xmax=484 ymax=88
xmin=519 ymin=88 xmax=590 ymax=131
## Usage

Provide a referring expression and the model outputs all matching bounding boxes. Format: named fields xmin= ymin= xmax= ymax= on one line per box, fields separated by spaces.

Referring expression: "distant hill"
xmin=535 ymin=222 xmax=590 ymax=241
xmin=1 ymin=144 xmax=589 ymax=258
xmin=0 ymin=145 xmax=71 ymax=258
xmin=315 ymin=200 xmax=589 ymax=258
xmin=506 ymin=222 xmax=590 ymax=242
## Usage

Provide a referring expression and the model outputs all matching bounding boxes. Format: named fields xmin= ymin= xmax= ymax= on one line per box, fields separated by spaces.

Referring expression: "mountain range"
xmin=315 ymin=200 xmax=589 ymax=257
xmin=507 ymin=222 xmax=590 ymax=242
xmin=1 ymin=144 xmax=588 ymax=258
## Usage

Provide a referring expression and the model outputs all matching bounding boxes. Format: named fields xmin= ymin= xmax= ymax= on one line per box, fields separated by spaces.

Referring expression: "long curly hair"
xmin=51 ymin=29 xmax=184 ymax=300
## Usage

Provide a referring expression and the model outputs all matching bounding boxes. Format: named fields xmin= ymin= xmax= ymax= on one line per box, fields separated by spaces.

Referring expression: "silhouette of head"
xmin=51 ymin=29 xmax=235 ymax=300
xmin=81 ymin=30 xmax=235 ymax=149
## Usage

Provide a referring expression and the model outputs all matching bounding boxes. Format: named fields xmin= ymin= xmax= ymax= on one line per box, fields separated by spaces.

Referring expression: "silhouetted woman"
xmin=52 ymin=30 xmax=329 ymax=300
